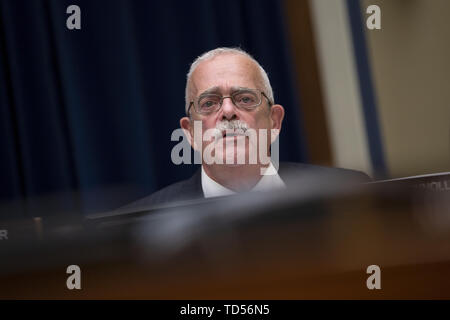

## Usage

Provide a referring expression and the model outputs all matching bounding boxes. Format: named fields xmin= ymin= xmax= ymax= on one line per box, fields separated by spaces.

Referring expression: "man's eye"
xmin=201 ymin=100 xmax=216 ymax=109
xmin=236 ymin=94 xmax=256 ymax=105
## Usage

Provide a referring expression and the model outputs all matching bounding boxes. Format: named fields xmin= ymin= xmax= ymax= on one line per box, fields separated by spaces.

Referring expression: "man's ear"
xmin=270 ymin=104 xmax=285 ymax=130
xmin=180 ymin=116 xmax=199 ymax=151
xmin=269 ymin=104 xmax=284 ymax=143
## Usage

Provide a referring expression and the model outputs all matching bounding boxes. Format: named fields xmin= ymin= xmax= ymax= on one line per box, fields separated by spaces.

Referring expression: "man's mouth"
xmin=222 ymin=129 xmax=247 ymax=138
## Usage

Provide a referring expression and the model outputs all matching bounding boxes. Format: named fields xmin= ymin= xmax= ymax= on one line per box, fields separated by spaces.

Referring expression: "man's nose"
xmin=220 ymin=96 xmax=238 ymax=120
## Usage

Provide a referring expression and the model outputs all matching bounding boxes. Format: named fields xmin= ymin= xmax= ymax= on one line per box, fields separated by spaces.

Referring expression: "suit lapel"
xmin=185 ymin=168 xmax=204 ymax=199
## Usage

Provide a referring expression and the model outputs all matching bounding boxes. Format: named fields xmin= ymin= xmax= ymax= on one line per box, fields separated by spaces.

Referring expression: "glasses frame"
xmin=187 ymin=89 xmax=272 ymax=116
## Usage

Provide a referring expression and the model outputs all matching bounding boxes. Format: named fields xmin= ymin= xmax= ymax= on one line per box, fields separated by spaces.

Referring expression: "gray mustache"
xmin=215 ymin=120 xmax=249 ymax=133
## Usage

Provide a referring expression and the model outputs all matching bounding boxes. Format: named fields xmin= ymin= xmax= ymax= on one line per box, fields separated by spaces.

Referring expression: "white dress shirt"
xmin=201 ymin=162 xmax=286 ymax=198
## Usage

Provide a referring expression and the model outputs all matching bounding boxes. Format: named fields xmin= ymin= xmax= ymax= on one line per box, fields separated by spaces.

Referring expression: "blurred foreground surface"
xmin=0 ymin=172 xmax=449 ymax=299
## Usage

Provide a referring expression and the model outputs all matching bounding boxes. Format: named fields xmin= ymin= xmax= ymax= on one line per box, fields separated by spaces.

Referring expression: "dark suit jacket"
xmin=120 ymin=162 xmax=370 ymax=212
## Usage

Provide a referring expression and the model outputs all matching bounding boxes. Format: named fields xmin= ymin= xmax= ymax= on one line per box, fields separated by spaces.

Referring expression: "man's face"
xmin=181 ymin=53 xmax=284 ymax=167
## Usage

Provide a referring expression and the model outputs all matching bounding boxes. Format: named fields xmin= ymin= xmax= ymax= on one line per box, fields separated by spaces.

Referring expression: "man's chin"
xmin=221 ymin=162 xmax=245 ymax=167
xmin=221 ymin=148 xmax=249 ymax=165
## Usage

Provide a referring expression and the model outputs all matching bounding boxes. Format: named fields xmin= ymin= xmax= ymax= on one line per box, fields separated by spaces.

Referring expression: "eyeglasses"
xmin=187 ymin=88 xmax=272 ymax=116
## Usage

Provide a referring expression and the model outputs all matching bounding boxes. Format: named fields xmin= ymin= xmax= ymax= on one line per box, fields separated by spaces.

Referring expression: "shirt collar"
xmin=201 ymin=163 xmax=286 ymax=198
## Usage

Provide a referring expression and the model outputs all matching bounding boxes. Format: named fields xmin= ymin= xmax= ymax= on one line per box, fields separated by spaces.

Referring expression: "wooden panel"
xmin=283 ymin=0 xmax=333 ymax=165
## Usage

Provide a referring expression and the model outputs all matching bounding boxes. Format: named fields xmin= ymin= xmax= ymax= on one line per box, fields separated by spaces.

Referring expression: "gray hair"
xmin=185 ymin=47 xmax=274 ymax=114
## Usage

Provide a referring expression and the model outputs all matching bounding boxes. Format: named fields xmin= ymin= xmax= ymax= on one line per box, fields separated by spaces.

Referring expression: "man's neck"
xmin=202 ymin=163 xmax=270 ymax=192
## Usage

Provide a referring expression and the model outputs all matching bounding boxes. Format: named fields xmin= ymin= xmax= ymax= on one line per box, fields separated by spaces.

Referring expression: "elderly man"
xmin=124 ymin=47 xmax=369 ymax=209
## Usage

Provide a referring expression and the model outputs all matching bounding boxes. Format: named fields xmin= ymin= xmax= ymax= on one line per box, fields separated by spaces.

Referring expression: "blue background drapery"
xmin=0 ymin=0 xmax=307 ymax=218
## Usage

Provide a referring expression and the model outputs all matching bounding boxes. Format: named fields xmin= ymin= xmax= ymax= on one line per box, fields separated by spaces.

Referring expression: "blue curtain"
xmin=0 ymin=0 xmax=307 ymax=218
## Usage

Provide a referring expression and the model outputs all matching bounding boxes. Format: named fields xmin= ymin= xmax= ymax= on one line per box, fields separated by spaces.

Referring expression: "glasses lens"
xmin=233 ymin=90 xmax=260 ymax=109
xmin=197 ymin=95 xmax=221 ymax=114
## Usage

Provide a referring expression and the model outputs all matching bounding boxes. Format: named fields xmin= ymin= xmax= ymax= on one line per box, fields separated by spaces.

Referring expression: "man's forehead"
xmin=198 ymin=86 xmax=254 ymax=96
xmin=191 ymin=54 xmax=260 ymax=96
